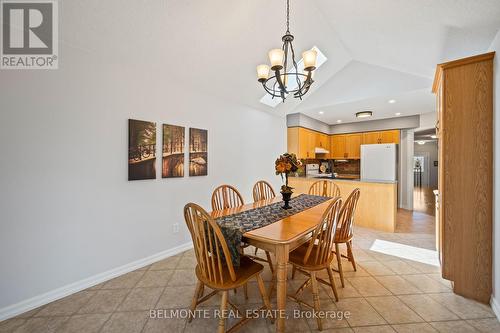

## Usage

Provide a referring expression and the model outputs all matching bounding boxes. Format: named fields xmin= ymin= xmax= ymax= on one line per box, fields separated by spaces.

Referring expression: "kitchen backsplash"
xmin=333 ymin=159 xmax=360 ymax=174
xmin=299 ymin=158 xmax=360 ymax=175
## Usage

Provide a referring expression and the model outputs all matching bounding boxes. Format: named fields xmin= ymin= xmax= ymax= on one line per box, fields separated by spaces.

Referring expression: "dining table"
xmin=211 ymin=195 xmax=335 ymax=333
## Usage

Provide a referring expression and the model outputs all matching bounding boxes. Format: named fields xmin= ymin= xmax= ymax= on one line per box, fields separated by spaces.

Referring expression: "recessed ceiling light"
xmin=417 ymin=140 xmax=426 ymax=145
xmin=430 ymin=135 xmax=437 ymax=139
xmin=388 ymin=99 xmax=396 ymax=104
xmin=395 ymin=112 xmax=401 ymax=116
xmin=356 ymin=111 xmax=373 ymax=118
xmin=318 ymin=111 xmax=324 ymax=115
xmin=336 ymin=120 xmax=342 ymax=123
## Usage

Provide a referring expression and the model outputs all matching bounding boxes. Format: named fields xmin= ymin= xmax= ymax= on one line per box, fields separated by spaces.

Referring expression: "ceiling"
xmin=60 ymin=0 xmax=500 ymax=123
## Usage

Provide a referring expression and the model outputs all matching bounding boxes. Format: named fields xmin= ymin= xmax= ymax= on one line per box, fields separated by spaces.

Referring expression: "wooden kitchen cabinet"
xmin=362 ymin=130 xmax=400 ymax=144
xmin=288 ymin=128 xmax=398 ymax=160
xmin=330 ymin=133 xmax=361 ymax=159
xmin=362 ymin=132 xmax=380 ymax=145
xmin=345 ymin=133 xmax=362 ymax=159
xmin=316 ymin=133 xmax=329 ymax=150
xmin=330 ymin=135 xmax=346 ymax=159
xmin=287 ymin=127 xmax=317 ymax=159
xmin=433 ymin=52 xmax=494 ymax=304
xmin=380 ymin=130 xmax=400 ymax=144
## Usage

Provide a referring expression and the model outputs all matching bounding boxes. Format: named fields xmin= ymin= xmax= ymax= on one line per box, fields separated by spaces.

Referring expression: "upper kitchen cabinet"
xmin=362 ymin=132 xmax=380 ymax=145
xmin=362 ymin=130 xmax=400 ymax=144
xmin=330 ymin=133 xmax=362 ymax=159
xmin=345 ymin=133 xmax=362 ymax=159
xmin=380 ymin=130 xmax=400 ymax=144
xmin=330 ymin=135 xmax=346 ymax=159
xmin=315 ymin=133 xmax=330 ymax=150
xmin=287 ymin=127 xmax=316 ymax=159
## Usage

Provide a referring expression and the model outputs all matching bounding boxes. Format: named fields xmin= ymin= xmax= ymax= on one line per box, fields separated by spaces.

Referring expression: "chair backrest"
xmin=252 ymin=180 xmax=276 ymax=202
xmin=308 ymin=180 xmax=341 ymax=198
xmin=184 ymin=203 xmax=236 ymax=284
xmin=335 ymin=188 xmax=361 ymax=241
xmin=303 ymin=197 xmax=343 ymax=266
xmin=211 ymin=185 xmax=244 ymax=210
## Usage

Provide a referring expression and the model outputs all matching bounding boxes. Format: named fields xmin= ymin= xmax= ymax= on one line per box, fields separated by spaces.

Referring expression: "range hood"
xmin=314 ymin=147 xmax=330 ymax=154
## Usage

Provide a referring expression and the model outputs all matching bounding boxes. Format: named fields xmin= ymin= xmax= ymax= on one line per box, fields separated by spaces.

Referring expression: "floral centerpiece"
xmin=275 ymin=153 xmax=302 ymax=209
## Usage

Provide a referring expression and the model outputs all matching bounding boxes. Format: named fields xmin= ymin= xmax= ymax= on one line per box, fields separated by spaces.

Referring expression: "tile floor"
xmin=1 ymin=211 xmax=499 ymax=333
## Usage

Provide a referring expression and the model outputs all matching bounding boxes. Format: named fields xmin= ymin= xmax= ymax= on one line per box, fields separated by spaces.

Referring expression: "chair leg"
xmin=265 ymin=251 xmax=274 ymax=274
xmin=335 ymin=243 xmax=345 ymax=287
xmin=189 ymin=281 xmax=203 ymax=323
xmin=291 ymin=265 xmax=296 ymax=280
xmin=310 ymin=272 xmax=322 ymax=331
xmin=254 ymin=247 xmax=258 ymax=255
xmin=326 ymin=267 xmax=339 ymax=302
xmin=243 ymin=283 xmax=249 ymax=300
xmin=347 ymin=241 xmax=357 ymax=271
xmin=217 ymin=290 xmax=228 ymax=333
xmin=256 ymin=274 xmax=274 ymax=323
xmin=198 ymin=283 xmax=205 ymax=299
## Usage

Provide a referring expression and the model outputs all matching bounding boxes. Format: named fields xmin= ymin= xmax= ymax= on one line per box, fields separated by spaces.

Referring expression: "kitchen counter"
xmin=292 ymin=175 xmax=397 ymax=184
xmin=289 ymin=176 xmax=397 ymax=232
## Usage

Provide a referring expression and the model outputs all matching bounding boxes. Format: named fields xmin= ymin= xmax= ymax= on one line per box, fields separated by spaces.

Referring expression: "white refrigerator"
xmin=360 ymin=143 xmax=397 ymax=181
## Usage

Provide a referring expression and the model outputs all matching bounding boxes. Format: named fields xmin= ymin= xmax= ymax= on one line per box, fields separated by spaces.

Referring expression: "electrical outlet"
xmin=172 ymin=223 xmax=179 ymax=233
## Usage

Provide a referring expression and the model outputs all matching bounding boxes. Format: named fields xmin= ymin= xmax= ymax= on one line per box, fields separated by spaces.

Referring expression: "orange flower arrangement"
xmin=275 ymin=153 xmax=302 ymax=193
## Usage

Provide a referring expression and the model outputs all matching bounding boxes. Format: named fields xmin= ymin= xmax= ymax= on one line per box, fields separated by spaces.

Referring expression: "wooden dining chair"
xmin=211 ymin=184 xmax=274 ymax=279
xmin=184 ymin=203 xmax=273 ymax=333
xmin=211 ymin=184 xmax=244 ymax=211
xmin=308 ymin=180 xmax=341 ymax=198
xmin=250 ymin=181 xmax=276 ymax=273
xmin=252 ymin=180 xmax=276 ymax=202
xmin=288 ymin=197 xmax=343 ymax=331
xmin=333 ymin=188 xmax=361 ymax=287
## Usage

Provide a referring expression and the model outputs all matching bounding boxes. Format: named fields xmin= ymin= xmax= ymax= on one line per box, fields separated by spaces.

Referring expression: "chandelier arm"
xmin=262 ymin=81 xmax=283 ymax=98
xmin=288 ymin=40 xmax=303 ymax=97
xmin=294 ymin=72 xmax=313 ymax=97
xmin=282 ymin=41 xmax=288 ymax=89
xmin=274 ymin=69 xmax=287 ymax=92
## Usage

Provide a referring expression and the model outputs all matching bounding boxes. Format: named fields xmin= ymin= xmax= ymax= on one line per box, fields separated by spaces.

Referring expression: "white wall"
xmin=416 ymin=112 xmax=438 ymax=131
xmin=488 ymin=30 xmax=500 ymax=318
xmin=414 ymin=141 xmax=438 ymax=189
xmin=0 ymin=43 xmax=285 ymax=319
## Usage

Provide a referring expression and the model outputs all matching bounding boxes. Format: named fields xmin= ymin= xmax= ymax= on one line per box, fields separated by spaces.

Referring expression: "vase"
xmin=281 ymin=191 xmax=292 ymax=209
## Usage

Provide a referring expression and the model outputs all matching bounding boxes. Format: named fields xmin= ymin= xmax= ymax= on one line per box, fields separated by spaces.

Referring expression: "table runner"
xmin=215 ymin=194 xmax=330 ymax=266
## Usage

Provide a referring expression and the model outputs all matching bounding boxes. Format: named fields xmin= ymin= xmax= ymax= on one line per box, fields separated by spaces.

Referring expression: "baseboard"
xmin=491 ymin=295 xmax=500 ymax=320
xmin=0 ymin=242 xmax=193 ymax=321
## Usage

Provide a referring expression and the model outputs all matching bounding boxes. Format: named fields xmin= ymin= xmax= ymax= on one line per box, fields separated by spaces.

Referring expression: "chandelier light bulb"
xmin=269 ymin=49 xmax=285 ymax=70
xmin=256 ymin=64 xmax=270 ymax=82
xmin=302 ymin=49 xmax=317 ymax=71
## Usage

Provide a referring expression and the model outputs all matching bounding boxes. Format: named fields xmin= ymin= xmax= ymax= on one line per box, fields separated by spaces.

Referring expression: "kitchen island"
xmin=289 ymin=176 xmax=397 ymax=232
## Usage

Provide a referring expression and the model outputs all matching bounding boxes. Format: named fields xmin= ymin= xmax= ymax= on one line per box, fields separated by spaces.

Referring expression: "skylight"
xmin=259 ymin=46 xmax=327 ymax=108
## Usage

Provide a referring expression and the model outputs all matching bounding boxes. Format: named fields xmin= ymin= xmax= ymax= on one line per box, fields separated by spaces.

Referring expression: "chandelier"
xmin=256 ymin=0 xmax=317 ymax=103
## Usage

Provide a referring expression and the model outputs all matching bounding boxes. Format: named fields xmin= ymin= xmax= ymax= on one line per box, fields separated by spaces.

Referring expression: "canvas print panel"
xmin=162 ymin=124 xmax=185 ymax=178
xmin=189 ymin=128 xmax=208 ymax=176
xmin=128 ymin=119 xmax=156 ymax=180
